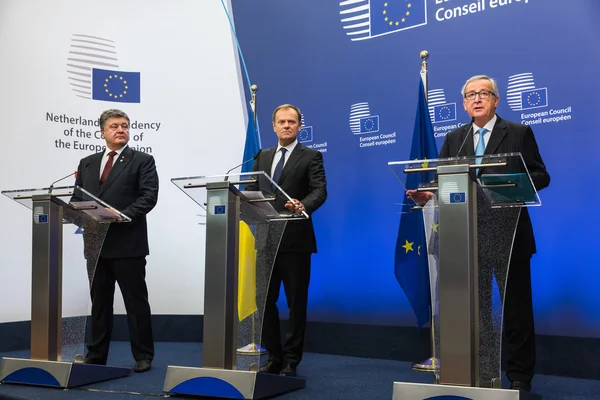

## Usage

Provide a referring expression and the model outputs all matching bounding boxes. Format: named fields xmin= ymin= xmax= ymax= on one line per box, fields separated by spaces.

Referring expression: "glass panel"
xmin=1 ymin=186 xmax=75 ymax=210
xmin=60 ymin=186 xmax=129 ymax=362
xmin=235 ymin=200 xmax=288 ymax=370
xmin=388 ymin=152 xmax=541 ymax=208
xmin=0 ymin=186 xmax=131 ymax=222
xmin=171 ymin=171 xmax=308 ymax=221
xmin=60 ymin=206 xmax=110 ymax=362
xmin=421 ymin=199 xmax=440 ymax=378
xmin=476 ymin=187 xmax=520 ymax=387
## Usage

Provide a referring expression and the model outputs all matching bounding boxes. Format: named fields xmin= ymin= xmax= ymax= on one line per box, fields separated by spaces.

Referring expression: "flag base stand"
xmin=237 ymin=343 xmax=268 ymax=355
xmin=411 ymin=357 xmax=440 ymax=372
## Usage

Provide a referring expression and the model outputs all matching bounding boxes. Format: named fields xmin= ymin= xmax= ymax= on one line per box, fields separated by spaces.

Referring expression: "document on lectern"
xmin=241 ymin=191 xmax=280 ymax=218
xmin=69 ymin=201 xmax=126 ymax=221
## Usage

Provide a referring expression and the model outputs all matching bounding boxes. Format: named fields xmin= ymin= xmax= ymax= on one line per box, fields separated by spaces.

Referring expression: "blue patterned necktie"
xmin=475 ymin=128 xmax=487 ymax=174
xmin=272 ymin=147 xmax=287 ymax=186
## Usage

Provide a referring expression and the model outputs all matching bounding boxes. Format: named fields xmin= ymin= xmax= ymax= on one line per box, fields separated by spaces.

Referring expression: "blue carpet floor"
xmin=0 ymin=342 xmax=599 ymax=399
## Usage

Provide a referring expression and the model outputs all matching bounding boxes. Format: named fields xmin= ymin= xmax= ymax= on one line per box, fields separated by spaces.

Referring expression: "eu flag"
xmin=92 ymin=68 xmax=141 ymax=103
xmin=359 ymin=115 xmax=380 ymax=134
xmin=433 ymin=103 xmax=457 ymax=123
xmin=520 ymin=88 xmax=548 ymax=109
xmin=394 ymin=78 xmax=438 ymax=327
xmin=371 ymin=0 xmax=427 ymax=37
xmin=299 ymin=126 xmax=313 ymax=143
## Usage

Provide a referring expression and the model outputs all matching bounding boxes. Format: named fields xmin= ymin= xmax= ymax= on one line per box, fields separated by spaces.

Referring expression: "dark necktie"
xmin=100 ymin=151 xmax=117 ymax=185
xmin=272 ymin=148 xmax=287 ymax=185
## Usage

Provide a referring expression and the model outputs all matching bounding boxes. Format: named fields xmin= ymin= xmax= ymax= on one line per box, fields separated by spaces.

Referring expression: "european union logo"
xmin=92 ymin=68 xmax=141 ymax=103
xmin=214 ymin=205 xmax=226 ymax=214
xmin=521 ymin=87 xmax=548 ymax=110
xmin=370 ymin=0 xmax=427 ymax=37
xmin=359 ymin=115 xmax=379 ymax=134
xmin=432 ymin=103 xmax=457 ymax=123
xmin=299 ymin=126 xmax=313 ymax=143
xmin=449 ymin=192 xmax=466 ymax=203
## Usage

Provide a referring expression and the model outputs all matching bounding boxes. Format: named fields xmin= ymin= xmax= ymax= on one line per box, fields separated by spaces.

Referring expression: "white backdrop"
xmin=0 ymin=0 xmax=247 ymax=322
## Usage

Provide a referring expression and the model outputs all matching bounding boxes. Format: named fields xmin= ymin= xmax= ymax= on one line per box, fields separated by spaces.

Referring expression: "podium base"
xmin=164 ymin=365 xmax=305 ymax=399
xmin=0 ymin=357 xmax=131 ymax=388
xmin=392 ymin=382 xmax=542 ymax=400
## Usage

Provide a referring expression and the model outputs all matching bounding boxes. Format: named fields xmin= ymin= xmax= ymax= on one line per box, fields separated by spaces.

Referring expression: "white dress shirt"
xmin=472 ymin=114 xmax=497 ymax=151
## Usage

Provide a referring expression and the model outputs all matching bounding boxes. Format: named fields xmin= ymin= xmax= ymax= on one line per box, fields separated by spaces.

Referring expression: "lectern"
xmin=163 ymin=171 xmax=307 ymax=399
xmin=388 ymin=153 xmax=542 ymax=400
xmin=0 ymin=185 xmax=132 ymax=388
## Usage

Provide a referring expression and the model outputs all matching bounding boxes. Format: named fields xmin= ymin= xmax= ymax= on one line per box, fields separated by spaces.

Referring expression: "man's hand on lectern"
xmin=406 ymin=190 xmax=434 ymax=206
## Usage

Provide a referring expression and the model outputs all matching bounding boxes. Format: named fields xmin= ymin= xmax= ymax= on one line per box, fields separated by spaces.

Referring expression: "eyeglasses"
xmin=464 ymin=90 xmax=496 ymax=101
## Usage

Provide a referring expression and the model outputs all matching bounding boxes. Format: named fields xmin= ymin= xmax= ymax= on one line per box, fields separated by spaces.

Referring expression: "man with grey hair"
xmin=408 ymin=75 xmax=550 ymax=392
xmin=71 ymin=109 xmax=159 ymax=373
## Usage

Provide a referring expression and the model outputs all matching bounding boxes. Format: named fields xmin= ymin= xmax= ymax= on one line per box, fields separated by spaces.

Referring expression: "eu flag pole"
xmin=394 ymin=76 xmax=438 ymax=327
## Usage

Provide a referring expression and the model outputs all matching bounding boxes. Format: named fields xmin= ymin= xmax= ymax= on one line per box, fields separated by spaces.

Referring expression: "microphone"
xmin=48 ymin=162 xmax=91 ymax=193
xmin=224 ymin=150 xmax=262 ymax=182
xmin=455 ymin=116 xmax=476 ymax=157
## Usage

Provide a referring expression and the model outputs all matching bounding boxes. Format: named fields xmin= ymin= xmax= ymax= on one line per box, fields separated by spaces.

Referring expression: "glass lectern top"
xmin=388 ymin=152 xmax=541 ymax=208
xmin=1 ymin=185 xmax=131 ymax=222
xmin=171 ymin=171 xmax=309 ymax=220
xmin=2 ymin=185 xmax=75 ymax=206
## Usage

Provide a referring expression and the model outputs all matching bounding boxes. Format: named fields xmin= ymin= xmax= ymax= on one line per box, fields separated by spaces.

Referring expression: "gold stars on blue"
xmin=526 ymin=91 xmax=542 ymax=107
xmin=382 ymin=1 xmax=413 ymax=28
xmin=103 ymin=74 xmax=130 ymax=99
xmin=402 ymin=239 xmax=414 ymax=253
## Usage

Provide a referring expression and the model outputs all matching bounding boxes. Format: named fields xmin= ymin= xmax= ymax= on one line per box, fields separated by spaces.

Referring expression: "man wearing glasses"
xmin=409 ymin=75 xmax=550 ymax=392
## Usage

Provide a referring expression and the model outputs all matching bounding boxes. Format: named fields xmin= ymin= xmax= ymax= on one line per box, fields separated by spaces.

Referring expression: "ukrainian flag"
xmin=237 ymin=107 xmax=261 ymax=321
xmin=238 ymin=221 xmax=258 ymax=321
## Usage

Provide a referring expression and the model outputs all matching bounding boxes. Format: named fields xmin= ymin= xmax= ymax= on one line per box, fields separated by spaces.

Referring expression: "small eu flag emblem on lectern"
xmin=214 ymin=205 xmax=226 ymax=214
xmin=449 ymin=192 xmax=466 ymax=203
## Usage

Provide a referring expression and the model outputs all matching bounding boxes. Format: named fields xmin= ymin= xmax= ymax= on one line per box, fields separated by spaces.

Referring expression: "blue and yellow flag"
xmin=238 ymin=107 xmax=261 ymax=321
xmin=394 ymin=78 xmax=438 ymax=327
xmin=238 ymin=220 xmax=258 ymax=321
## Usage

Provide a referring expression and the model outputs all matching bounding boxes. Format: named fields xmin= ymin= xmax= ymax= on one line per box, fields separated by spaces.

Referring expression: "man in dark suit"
xmin=246 ymin=104 xmax=327 ymax=377
xmin=71 ymin=109 xmax=159 ymax=373
xmin=409 ymin=75 xmax=550 ymax=392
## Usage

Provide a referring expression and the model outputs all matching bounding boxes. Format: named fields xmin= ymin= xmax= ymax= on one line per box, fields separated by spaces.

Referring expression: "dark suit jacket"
xmin=246 ymin=143 xmax=327 ymax=253
xmin=71 ymin=146 xmax=159 ymax=258
xmin=439 ymin=115 xmax=550 ymax=257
